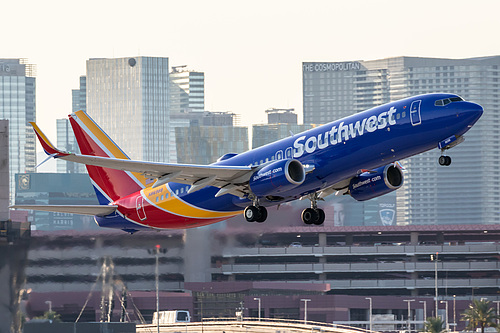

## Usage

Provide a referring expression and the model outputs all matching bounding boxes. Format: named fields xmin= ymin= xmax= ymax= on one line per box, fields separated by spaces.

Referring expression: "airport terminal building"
xmin=303 ymin=56 xmax=500 ymax=225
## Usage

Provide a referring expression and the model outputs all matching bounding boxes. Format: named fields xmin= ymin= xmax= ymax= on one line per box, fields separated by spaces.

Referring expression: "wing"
xmin=9 ymin=205 xmax=118 ymax=216
xmin=32 ymin=122 xmax=255 ymax=198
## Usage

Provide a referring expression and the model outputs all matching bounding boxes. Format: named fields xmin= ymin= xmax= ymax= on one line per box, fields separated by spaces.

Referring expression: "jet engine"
xmin=249 ymin=159 xmax=306 ymax=197
xmin=349 ymin=163 xmax=404 ymax=201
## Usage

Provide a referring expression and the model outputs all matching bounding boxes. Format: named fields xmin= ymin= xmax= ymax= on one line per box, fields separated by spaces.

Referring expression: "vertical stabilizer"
xmin=69 ymin=110 xmax=150 ymax=204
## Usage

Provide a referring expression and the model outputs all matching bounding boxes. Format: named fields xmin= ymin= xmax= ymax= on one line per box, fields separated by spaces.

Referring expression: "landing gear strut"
xmin=301 ymin=193 xmax=325 ymax=225
xmin=244 ymin=196 xmax=267 ymax=223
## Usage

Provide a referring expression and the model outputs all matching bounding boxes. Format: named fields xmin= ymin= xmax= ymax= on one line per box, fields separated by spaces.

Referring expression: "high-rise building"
xmin=56 ymin=76 xmax=88 ymax=173
xmin=0 ymin=59 xmax=36 ymax=203
xmin=303 ymin=56 xmax=500 ymax=225
xmin=56 ymin=119 xmax=86 ymax=173
xmin=170 ymin=66 xmax=204 ymax=113
xmin=266 ymin=108 xmax=298 ymax=124
xmin=86 ymin=57 xmax=171 ymax=162
xmin=252 ymin=108 xmax=311 ymax=149
xmin=174 ymin=111 xmax=248 ymax=165
xmin=72 ymin=75 xmax=86 ymax=113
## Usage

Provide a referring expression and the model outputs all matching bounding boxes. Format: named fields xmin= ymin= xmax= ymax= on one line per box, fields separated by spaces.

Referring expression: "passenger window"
xmin=396 ymin=113 xmax=401 ymax=120
xmin=402 ymin=111 xmax=406 ymax=118
xmin=160 ymin=195 xmax=164 ymax=201
xmin=156 ymin=197 xmax=159 ymax=203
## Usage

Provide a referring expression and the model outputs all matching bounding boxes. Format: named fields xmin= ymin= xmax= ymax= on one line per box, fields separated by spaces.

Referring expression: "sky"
xmin=2 ymin=0 xmax=500 ymax=140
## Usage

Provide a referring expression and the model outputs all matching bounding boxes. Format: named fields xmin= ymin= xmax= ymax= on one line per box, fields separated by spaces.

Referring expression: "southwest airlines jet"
xmin=12 ymin=93 xmax=483 ymax=233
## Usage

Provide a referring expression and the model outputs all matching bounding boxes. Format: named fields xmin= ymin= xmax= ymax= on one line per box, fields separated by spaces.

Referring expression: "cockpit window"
xmin=434 ymin=96 xmax=464 ymax=106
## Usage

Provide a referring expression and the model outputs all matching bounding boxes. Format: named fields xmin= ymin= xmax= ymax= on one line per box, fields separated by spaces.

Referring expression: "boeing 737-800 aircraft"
xmin=12 ymin=93 xmax=483 ymax=233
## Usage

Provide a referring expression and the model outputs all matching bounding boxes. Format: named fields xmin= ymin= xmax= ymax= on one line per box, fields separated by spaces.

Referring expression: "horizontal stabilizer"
xmin=10 ymin=205 xmax=118 ymax=216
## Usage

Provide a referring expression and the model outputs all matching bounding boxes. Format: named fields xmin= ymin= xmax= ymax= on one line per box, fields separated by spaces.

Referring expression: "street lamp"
xmin=419 ymin=300 xmax=427 ymax=323
xmin=148 ymin=244 xmax=167 ymax=333
xmin=431 ymin=253 xmax=439 ymax=314
xmin=254 ymin=297 xmax=261 ymax=321
xmin=404 ymin=299 xmax=415 ymax=333
xmin=301 ymin=299 xmax=311 ymax=324
xmin=365 ymin=297 xmax=372 ymax=332
xmin=440 ymin=301 xmax=449 ymax=332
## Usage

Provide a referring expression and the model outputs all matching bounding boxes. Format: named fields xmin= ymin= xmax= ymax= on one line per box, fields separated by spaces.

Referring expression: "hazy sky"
xmin=3 ymin=0 xmax=500 ymax=140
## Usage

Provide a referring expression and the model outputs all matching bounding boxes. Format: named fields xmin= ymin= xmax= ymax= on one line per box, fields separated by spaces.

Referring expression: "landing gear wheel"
xmin=313 ymin=208 xmax=325 ymax=225
xmin=244 ymin=206 xmax=259 ymax=222
xmin=256 ymin=206 xmax=268 ymax=223
xmin=439 ymin=155 xmax=452 ymax=166
xmin=301 ymin=208 xmax=318 ymax=225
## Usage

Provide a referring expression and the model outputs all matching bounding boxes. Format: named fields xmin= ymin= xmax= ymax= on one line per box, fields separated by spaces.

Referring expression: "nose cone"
xmin=462 ymin=101 xmax=483 ymax=126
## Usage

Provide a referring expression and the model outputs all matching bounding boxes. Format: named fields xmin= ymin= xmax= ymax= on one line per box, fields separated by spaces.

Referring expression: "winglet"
xmin=30 ymin=122 xmax=69 ymax=157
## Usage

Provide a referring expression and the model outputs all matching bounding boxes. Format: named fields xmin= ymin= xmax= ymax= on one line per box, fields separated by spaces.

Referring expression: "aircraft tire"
xmin=439 ymin=155 xmax=451 ymax=166
xmin=256 ymin=206 xmax=267 ymax=223
xmin=301 ymin=208 xmax=317 ymax=225
xmin=313 ymin=209 xmax=325 ymax=225
xmin=244 ymin=206 xmax=259 ymax=222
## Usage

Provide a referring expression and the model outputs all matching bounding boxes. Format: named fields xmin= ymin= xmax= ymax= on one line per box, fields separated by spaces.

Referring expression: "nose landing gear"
xmin=438 ymin=155 xmax=452 ymax=166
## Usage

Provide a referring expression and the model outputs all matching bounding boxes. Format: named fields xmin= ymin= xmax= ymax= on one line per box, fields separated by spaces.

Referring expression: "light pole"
xmin=419 ymin=300 xmax=427 ymax=323
xmin=155 ymin=244 xmax=160 ymax=333
xmin=148 ymin=244 xmax=167 ymax=333
xmin=301 ymin=299 xmax=311 ymax=324
xmin=431 ymin=253 xmax=439 ymax=315
xmin=254 ymin=297 xmax=261 ymax=321
xmin=404 ymin=299 xmax=415 ymax=333
xmin=453 ymin=295 xmax=456 ymax=332
xmin=440 ymin=301 xmax=449 ymax=332
xmin=365 ymin=297 xmax=372 ymax=332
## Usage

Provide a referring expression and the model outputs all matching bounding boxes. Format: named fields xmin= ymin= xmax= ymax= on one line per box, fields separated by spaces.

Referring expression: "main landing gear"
xmin=244 ymin=197 xmax=268 ymax=223
xmin=301 ymin=193 xmax=325 ymax=225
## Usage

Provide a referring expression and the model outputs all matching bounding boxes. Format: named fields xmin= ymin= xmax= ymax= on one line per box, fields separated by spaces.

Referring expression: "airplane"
xmin=11 ymin=93 xmax=483 ymax=233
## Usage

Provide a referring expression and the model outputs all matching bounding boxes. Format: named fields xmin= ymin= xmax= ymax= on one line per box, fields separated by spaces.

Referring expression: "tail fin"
xmin=69 ymin=110 xmax=151 ymax=204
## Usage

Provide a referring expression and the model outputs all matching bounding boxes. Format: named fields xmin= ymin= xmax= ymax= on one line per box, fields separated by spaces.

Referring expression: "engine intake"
xmin=249 ymin=159 xmax=306 ymax=197
xmin=349 ymin=163 xmax=404 ymax=201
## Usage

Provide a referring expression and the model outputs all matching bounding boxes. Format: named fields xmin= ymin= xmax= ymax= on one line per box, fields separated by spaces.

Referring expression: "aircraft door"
xmin=136 ymin=195 xmax=147 ymax=221
xmin=410 ymin=100 xmax=422 ymax=126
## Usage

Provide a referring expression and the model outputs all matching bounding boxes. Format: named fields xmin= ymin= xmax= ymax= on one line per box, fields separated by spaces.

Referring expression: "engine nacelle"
xmin=249 ymin=159 xmax=306 ymax=197
xmin=349 ymin=163 xmax=404 ymax=201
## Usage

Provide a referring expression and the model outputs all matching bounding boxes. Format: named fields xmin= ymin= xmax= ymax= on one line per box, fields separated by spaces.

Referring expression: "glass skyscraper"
xmin=170 ymin=66 xmax=205 ymax=113
xmin=0 ymin=59 xmax=36 ymax=203
xmin=303 ymin=56 xmax=500 ymax=225
xmin=86 ymin=57 xmax=171 ymax=162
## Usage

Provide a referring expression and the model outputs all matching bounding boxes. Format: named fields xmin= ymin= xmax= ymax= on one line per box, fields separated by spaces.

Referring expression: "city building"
xmin=170 ymin=66 xmax=204 ymax=113
xmin=173 ymin=111 xmax=248 ymax=164
xmin=266 ymin=108 xmax=298 ymax=124
xmin=14 ymin=173 xmax=99 ymax=230
xmin=56 ymin=119 xmax=86 ymax=173
xmin=252 ymin=108 xmax=313 ymax=149
xmin=303 ymin=56 xmax=500 ymax=225
xmin=86 ymin=57 xmax=171 ymax=162
xmin=0 ymin=59 xmax=36 ymax=203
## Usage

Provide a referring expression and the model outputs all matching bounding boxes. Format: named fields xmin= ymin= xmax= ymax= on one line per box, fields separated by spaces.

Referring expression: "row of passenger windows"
xmin=154 ymin=186 xmax=191 ymax=202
